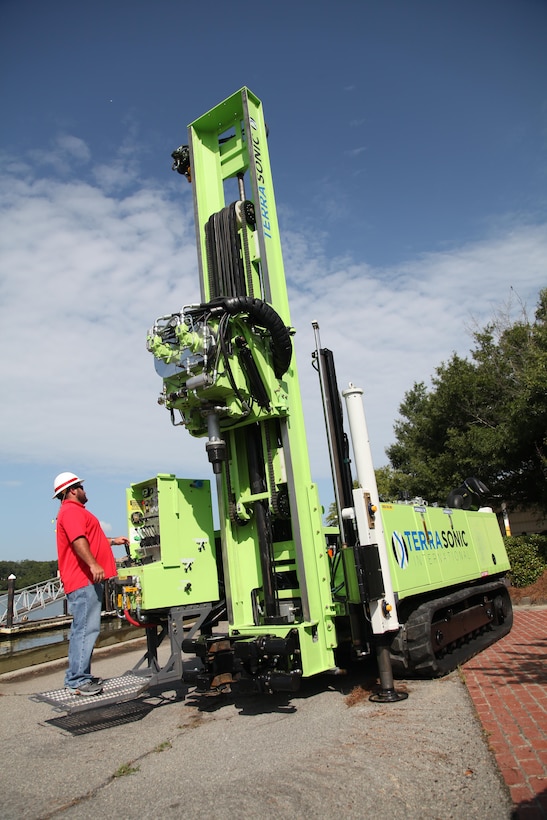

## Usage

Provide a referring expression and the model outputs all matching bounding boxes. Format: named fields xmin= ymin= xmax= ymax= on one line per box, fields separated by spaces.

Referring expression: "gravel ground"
xmin=0 ymin=643 xmax=512 ymax=820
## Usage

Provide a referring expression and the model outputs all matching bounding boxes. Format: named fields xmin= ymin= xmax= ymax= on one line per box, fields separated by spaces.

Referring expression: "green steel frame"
xmin=145 ymin=87 xmax=512 ymax=687
xmin=157 ymin=88 xmax=337 ymax=677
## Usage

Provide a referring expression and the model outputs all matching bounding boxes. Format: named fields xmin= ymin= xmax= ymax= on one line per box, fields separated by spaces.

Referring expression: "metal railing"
xmin=0 ymin=577 xmax=66 ymax=626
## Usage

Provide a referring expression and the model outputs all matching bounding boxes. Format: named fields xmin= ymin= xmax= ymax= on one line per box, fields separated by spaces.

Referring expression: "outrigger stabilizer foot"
xmin=369 ymin=642 xmax=409 ymax=703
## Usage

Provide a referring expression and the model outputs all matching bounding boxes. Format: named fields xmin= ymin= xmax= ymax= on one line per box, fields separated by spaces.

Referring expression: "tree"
xmin=386 ymin=289 xmax=547 ymax=510
xmin=324 ymin=468 xmax=411 ymax=527
xmin=0 ymin=560 xmax=58 ymax=591
xmin=374 ymin=465 xmax=414 ymax=502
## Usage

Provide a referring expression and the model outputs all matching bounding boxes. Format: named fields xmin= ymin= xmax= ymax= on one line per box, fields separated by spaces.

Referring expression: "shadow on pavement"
xmin=183 ymin=663 xmax=391 ymax=716
xmin=512 ymin=785 xmax=547 ymax=818
xmin=44 ymin=685 xmax=186 ymax=735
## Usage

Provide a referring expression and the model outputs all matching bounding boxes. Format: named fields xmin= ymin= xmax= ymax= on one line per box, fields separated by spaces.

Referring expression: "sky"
xmin=1 ymin=0 xmax=546 ymax=563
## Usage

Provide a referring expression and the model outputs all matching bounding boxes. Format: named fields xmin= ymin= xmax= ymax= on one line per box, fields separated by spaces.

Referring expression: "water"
xmin=0 ymin=624 xmax=70 ymax=656
xmin=0 ymin=599 xmax=128 ymax=657
xmin=26 ymin=600 xmax=65 ymax=621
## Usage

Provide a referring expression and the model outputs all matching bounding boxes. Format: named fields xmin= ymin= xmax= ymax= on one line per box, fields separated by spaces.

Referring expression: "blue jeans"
xmin=65 ymin=582 xmax=103 ymax=689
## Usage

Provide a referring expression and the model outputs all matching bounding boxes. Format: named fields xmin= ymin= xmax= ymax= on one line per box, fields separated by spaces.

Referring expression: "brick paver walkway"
xmin=463 ymin=607 xmax=547 ymax=819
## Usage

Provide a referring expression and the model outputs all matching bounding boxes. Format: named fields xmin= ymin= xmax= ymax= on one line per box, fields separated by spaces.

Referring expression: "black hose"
xmin=211 ymin=296 xmax=292 ymax=378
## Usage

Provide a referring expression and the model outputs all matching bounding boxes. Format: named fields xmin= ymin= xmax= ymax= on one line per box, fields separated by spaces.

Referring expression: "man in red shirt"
xmin=53 ymin=472 xmax=128 ymax=696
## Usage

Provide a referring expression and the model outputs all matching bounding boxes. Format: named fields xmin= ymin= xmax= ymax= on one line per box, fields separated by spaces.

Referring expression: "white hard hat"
xmin=53 ymin=472 xmax=84 ymax=499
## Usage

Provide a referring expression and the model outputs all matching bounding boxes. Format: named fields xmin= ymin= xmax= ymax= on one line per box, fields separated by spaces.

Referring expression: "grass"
xmin=154 ymin=740 xmax=172 ymax=752
xmin=113 ymin=763 xmax=140 ymax=778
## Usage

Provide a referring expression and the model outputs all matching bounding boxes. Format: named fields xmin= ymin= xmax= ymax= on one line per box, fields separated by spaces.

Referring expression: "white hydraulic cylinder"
xmin=342 ymin=383 xmax=399 ymax=634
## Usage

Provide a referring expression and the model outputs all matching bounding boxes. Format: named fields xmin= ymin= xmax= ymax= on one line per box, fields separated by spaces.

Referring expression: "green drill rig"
xmin=119 ymin=88 xmax=512 ymax=699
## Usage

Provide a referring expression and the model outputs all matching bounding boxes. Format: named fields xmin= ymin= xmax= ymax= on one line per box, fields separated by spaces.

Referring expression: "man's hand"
xmin=88 ymin=560 xmax=105 ymax=583
xmin=110 ymin=536 xmax=130 ymax=547
xmin=72 ymin=536 xmax=106 ymax=583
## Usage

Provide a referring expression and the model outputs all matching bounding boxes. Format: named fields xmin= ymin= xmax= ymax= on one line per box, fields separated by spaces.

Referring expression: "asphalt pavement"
xmin=0 ymin=633 xmax=514 ymax=820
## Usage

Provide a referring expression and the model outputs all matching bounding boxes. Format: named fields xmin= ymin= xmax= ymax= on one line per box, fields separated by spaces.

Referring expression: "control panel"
xmin=117 ymin=474 xmax=219 ymax=612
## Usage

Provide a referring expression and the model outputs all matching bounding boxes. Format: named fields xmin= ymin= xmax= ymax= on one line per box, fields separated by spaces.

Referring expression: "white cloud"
xmin=346 ymin=146 xmax=367 ymax=157
xmin=1 ymin=147 xmax=545 ymax=500
xmin=282 ymin=222 xmax=547 ymax=480
xmin=0 ymin=153 xmax=204 ymax=479
xmin=55 ymin=135 xmax=91 ymax=163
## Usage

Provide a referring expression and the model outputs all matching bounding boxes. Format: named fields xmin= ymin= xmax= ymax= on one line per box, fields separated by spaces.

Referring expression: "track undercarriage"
xmin=390 ymin=579 xmax=513 ymax=677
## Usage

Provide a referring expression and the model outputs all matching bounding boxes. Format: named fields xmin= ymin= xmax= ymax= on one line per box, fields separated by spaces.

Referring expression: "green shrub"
xmin=504 ymin=535 xmax=547 ymax=588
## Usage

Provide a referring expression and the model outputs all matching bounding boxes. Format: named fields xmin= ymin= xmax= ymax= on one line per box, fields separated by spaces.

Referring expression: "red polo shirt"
xmin=56 ymin=499 xmax=117 ymax=593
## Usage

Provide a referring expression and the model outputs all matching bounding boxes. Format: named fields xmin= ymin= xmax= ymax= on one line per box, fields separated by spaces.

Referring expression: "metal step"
xmin=30 ymin=672 xmax=151 ymax=714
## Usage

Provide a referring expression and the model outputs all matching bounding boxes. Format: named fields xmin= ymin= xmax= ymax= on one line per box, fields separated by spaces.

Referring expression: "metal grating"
xmin=44 ymin=699 xmax=156 ymax=735
xmin=30 ymin=672 xmax=150 ymax=714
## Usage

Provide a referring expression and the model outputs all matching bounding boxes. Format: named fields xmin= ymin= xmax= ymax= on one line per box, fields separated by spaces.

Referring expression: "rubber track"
xmin=389 ymin=580 xmax=513 ymax=678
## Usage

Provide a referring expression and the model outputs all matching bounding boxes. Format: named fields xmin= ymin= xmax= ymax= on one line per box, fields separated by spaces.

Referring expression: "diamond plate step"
xmin=30 ymin=672 xmax=151 ymax=714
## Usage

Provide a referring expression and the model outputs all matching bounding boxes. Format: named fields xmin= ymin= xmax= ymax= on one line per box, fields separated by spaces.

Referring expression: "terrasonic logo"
xmin=250 ymin=120 xmax=272 ymax=239
xmin=391 ymin=528 xmax=469 ymax=569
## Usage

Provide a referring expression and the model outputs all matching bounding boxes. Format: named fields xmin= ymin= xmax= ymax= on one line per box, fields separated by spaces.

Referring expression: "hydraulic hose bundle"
xmin=208 ymin=295 xmax=292 ymax=379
